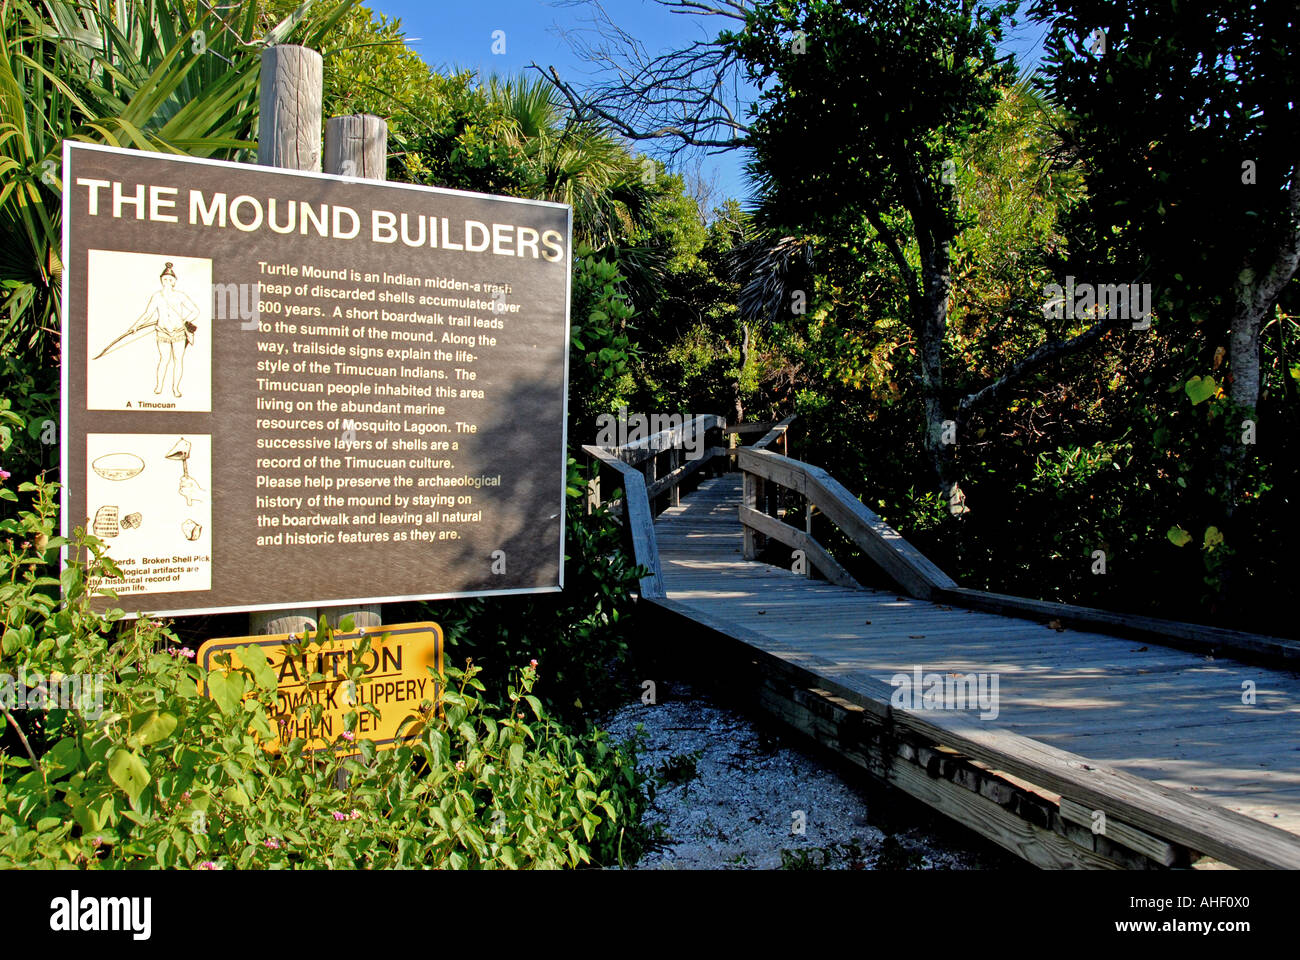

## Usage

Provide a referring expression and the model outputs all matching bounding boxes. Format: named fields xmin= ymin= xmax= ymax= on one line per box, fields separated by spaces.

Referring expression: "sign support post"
xmin=249 ymin=44 xmax=324 ymax=638
xmin=317 ymin=111 xmax=388 ymax=632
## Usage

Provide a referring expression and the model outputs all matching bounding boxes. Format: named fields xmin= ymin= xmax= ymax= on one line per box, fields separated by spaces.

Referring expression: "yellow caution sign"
xmin=196 ymin=621 xmax=443 ymax=753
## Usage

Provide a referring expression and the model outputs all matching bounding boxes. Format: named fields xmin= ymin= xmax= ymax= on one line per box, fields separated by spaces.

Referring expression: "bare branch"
xmin=956 ymin=311 xmax=1129 ymax=425
xmin=538 ymin=0 xmax=754 ymax=162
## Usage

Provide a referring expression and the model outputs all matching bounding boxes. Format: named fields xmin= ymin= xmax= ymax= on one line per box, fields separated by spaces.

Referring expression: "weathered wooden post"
xmin=317 ymin=112 xmax=388 ymax=632
xmin=742 ymin=465 xmax=757 ymax=560
xmin=250 ymin=44 xmax=323 ymax=638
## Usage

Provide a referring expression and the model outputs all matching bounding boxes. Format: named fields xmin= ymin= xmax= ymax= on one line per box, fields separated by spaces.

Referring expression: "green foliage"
xmin=569 ymin=249 xmax=643 ymax=435
xmin=0 ymin=470 xmax=646 ymax=868
xmin=433 ymin=457 xmax=643 ymax=725
xmin=0 ymin=0 xmax=359 ymax=367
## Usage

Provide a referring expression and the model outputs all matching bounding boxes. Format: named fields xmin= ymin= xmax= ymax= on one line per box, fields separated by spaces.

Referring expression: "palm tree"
xmin=484 ymin=73 xmax=654 ymax=249
xmin=0 ymin=0 xmax=356 ymax=364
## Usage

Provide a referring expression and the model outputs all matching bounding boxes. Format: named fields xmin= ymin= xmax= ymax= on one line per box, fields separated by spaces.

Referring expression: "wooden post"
xmin=316 ymin=113 xmax=389 ymax=633
xmin=805 ymin=497 xmax=814 ymax=577
xmin=669 ymin=446 xmax=680 ymax=507
xmin=250 ymin=45 xmax=324 ymax=638
xmin=257 ymin=45 xmax=323 ymax=172
xmin=324 ymin=114 xmax=388 ymax=180
xmin=742 ymin=467 xmax=756 ymax=560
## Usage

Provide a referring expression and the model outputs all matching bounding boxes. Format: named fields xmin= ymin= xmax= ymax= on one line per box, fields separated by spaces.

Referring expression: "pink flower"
xmin=529 ymin=659 xmax=538 ymax=668
xmin=332 ymin=811 xmax=347 ymax=821
xmin=198 ymin=861 xmax=219 ymax=870
xmin=91 ymin=837 xmax=102 ymax=849
xmin=264 ymin=838 xmax=281 ymax=849
xmin=181 ymin=791 xmax=192 ymax=802
xmin=0 ymin=469 xmax=10 ymax=481
xmin=341 ymin=731 xmax=355 ymax=742
xmin=349 ymin=809 xmax=362 ymax=820
xmin=455 ymin=759 xmax=465 ymax=771
xmin=167 ymin=646 xmax=195 ymax=660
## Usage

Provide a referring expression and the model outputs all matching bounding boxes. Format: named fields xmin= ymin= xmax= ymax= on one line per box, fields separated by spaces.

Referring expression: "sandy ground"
xmin=600 ymin=679 xmax=1018 ymax=870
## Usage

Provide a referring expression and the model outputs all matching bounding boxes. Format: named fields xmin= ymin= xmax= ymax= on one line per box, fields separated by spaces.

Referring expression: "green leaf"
xmin=1203 ymin=526 xmax=1225 ymax=551
xmin=236 ymin=644 xmax=278 ymax=690
xmin=224 ymin=785 xmax=250 ymax=808
xmin=1184 ymin=375 xmax=1218 ymax=405
xmin=107 ymin=749 xmax=150 ymax=801
xmin=133 ymin=711 xmax=178 ymax=746
xmin=1166 ymin=526 xmax=1192 ymax=547
xmin=206 ymin=670 xmax=245 ymax=716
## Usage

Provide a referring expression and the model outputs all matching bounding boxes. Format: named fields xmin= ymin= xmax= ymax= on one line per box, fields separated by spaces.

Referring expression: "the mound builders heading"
xmin=72 ymin=177 xmax=568 ymax=261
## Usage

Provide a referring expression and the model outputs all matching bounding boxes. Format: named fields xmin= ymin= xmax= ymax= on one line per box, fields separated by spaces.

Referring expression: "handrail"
xmin=751 ymin=414 xmax=796 ymax=453
xmin=736 ymin=446 xmax=1300 ymax=666
xmin=581 ymin=443 xmax=665 ymax=600
xmin=604 ymin=414 xmax=725 ymax=466
xmin=739 ymin=446 xmax=957 ymax=599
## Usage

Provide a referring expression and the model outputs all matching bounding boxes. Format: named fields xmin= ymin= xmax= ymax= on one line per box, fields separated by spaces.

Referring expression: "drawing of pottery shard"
xmin=92 ymin=453 xmax=144 ymax=481
xmin=120 ymin=512 xmax=142 ymax=530
xmin=166 ymin=438 xmax=191 ymax=461
xmin=93 ymin=505 xmax=120 ymax=538
xmin=182 ymin=519 xmax=202 ymax=541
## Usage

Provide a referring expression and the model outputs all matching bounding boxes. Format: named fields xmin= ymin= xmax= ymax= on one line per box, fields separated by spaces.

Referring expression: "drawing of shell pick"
xmin=120 ymin=512 xmax=142 ymax=530
xmin=92 ymin=453 xmax=144 ymax=481
xmin=182 ymin=519 xmax=202 ymax=541
xmin=93 ymin=505 xmax=120 ymax=538
xmin=178 ymin=474 xmax=204 ymax=506
xmin=166 ymin=436 xmax=204 ymax=505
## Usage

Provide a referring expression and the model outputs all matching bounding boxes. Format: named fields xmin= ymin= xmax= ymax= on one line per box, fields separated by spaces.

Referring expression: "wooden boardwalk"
xmin=650 ymin=472 xmax=1300 ymax=869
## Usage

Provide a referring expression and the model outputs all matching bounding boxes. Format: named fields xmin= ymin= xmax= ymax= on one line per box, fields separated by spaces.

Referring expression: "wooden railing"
xmin=582 ymin=414 xmax=728 ymax=600
xmin=738 ymin=431 xmax=958 ymax=600
xmin=735 ymin=422 xmax=1300 ymax=666
xmin=583 ymin=410 xmax=1300 ymax=666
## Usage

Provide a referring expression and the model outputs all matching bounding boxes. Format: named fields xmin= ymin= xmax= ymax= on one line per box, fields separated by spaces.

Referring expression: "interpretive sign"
xmin=197 ymin=621 xmax=443 ymax=752
xmin=61 ymin=142 xmax=571 ymax=616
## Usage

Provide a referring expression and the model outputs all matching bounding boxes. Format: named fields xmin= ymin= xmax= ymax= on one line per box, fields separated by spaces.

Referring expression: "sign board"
xmin=61 ymin=142 xmax=571 ymax=616
xmin=196 ymin=621 xmax=443 ymax=752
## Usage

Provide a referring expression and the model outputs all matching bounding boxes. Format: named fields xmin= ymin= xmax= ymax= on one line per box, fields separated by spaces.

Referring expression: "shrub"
xmin=433 ymin=456 xmax=644 ymax=722
xmin=0 ymin=470 xmax=646 ymax=869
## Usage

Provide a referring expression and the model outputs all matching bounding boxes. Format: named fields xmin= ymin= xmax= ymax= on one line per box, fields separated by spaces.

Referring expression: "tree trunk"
xmin=734 ymin=320 xmax=751 ymax=423
xmin=915 ymin=233 xmax=961 ymax=512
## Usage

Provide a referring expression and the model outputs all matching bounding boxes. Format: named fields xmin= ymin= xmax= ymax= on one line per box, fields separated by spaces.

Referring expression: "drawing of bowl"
xmin=92 ymin=453 xmax=144 ymax=481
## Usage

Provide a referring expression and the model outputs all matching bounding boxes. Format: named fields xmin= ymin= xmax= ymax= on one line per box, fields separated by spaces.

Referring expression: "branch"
xmin=1253 ymin=157 xmax=1300 ymax=308
xmin=1 ymin=701 xmax=44 ymax=786
xmin=956 ymin=311 xmax=1128 ymax=425
xmin=539 ymin=64 xmax=750 ymax=150
xmin=535 ymin=0 xmax=753 ymax=160
xmin=860 ymin=196 xmax=921 ymax=310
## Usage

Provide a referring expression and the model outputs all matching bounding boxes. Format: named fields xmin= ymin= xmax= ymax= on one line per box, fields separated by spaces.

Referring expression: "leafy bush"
xmin=434 ymin=457 xmax=644 ymax=724
xmin=0 ymin=471 xmax=646 ymax=869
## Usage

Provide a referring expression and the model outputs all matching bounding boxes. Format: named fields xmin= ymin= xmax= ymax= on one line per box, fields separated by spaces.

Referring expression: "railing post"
xmin=669 ymin=446 xmax=681 ymax=506
xmin=586 ymin=459 xmax=601 ymax=514
xmin=805 ymin=497 xmax=814 ymax=577
xmin=742 ymin=467 xmax=757 ymax=560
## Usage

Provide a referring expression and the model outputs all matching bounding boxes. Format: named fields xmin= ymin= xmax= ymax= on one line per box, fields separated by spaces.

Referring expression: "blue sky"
xmin=370 ymin=1 xmax=1049 ymax=208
